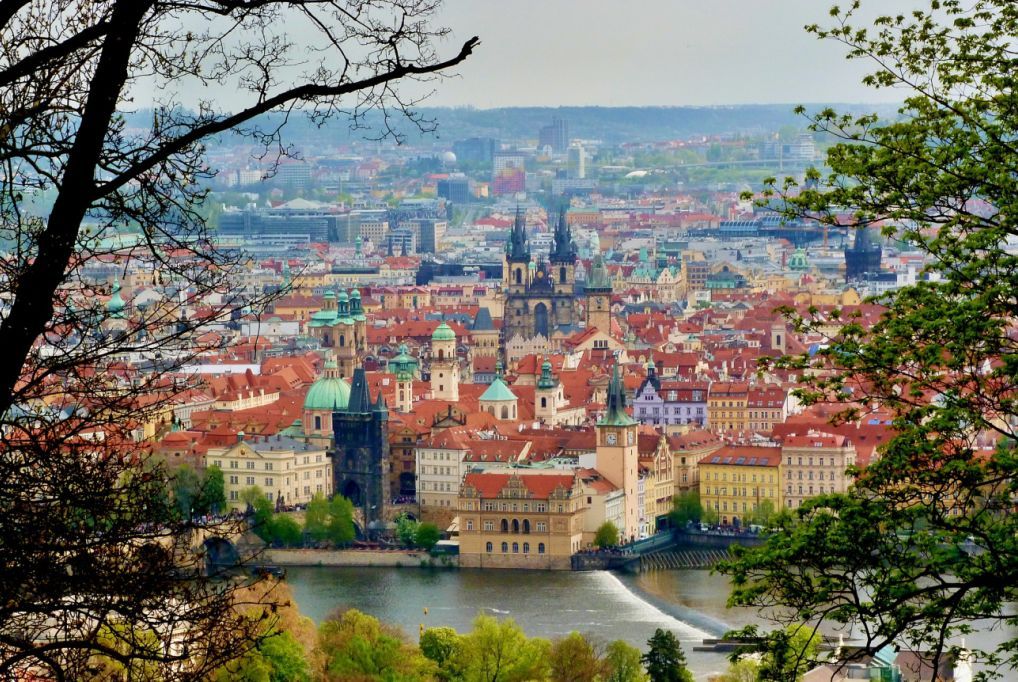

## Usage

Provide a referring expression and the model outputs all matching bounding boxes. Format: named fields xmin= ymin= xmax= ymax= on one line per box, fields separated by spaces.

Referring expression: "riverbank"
xmin=615 ymin=572 xmax=732 ymax=639
xmin=265 ymin=548 xmax=456 ymax=568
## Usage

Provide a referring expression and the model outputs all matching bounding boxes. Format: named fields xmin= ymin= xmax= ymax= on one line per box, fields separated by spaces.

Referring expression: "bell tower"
xmin=585 ymin=254 xmax=612 ymax=333
xmin=430 ymin=322 xmax=459 ymax=402
xmin=595 ymin=361 xmax=640 ymax=542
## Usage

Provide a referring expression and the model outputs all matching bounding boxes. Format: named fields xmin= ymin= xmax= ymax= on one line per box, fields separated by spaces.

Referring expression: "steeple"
xmin=507 ymin=206 xmax=530 ymax=261
xmin=346 ymin=367 xmax=372 ymax=414
xmin=600 ymin=361 xmax=637 ymax=427
xmin=550 ymin=207 xmax=576 ymax=263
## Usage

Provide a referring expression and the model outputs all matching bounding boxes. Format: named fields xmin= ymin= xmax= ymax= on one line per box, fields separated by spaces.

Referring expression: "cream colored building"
xmin=206 ymin=435 xmax=332 ymax=510
xmin=458 ymin=470 xmax=587 ymax=570
xmin=780 ymin=431 xmax=857 ymax=509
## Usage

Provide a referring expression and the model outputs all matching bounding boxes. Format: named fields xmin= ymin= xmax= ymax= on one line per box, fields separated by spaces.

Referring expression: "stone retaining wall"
xmin=264 ymin=548 xmax=455 ymax=568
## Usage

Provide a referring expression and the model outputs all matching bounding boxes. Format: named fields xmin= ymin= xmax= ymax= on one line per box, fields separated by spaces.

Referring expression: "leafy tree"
xmin=549 ymin=632 xmax=600 ymax=682
xmin=451 ymin=614 xmax=551 ymax=682
xmin=700 ymin=506 xmax=719 ymax=526
xmin=198 ymin=465 xmax=227 ymax=516
xmin=724 ymin=625 xmax=820 ymax=682
xmin=269 ymin=515 xmax=303 ymax=548
xmin=396 ymin=512 xmax=420 ymax=547
xmin=420 ymin=626 xmax=461 ymax=680
xmin=720 ymin=1 xmax=1018 ymax=675
xmin=317 ymin=609 xmax=436 ymax=682
xmin=594 ymin=521 xmax=620 ymax=549
xmin=171 ymin=464 xmax=202 ymax=519
xmin=213 ymin=631 xmax=310 ymax=682
xmin=244 ymin=487 xmax=276 ymax=543
xmin=714 ymin=657 xmax=761 ymax=682
xmin=602 ymin=640 xmax=648 ymax=682
xmin=304 ymin=493 xmax=356 ymax=546
xmin=415 ymin=523 xmax=442 ymax=551
xmin=669 ymin=491 xmax=703 ymax=527
xmin=641 ymin=629 xmax=693 ymax=682
xmin=749 ymin=499 xmax=775 ymax=528
xmin=326 ymin=495 xmax=357 ymax=546
xmin=0 ymin=0 xmax=476 ymax=676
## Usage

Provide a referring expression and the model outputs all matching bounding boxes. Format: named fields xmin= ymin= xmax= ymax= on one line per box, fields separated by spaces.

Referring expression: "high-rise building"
xmin=567 ymin=143 xmax=586 ymax=179
xmin=437 ymin=175 xmax=471 ymax=203
xmin=539 ymin=117 xmax=569 ymax=152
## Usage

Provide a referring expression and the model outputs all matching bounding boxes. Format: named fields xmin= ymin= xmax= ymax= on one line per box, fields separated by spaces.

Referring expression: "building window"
xmin=466 ymin=520 xmax=474 ymax=531
xmin=229 ymin=475 xmax=238 ymax=484
xmin=246 ymin=476 xmax=255 ymax=485
xmin=265 ymin=477 xmax=273 ymax=486
xmin=501 ymin=519 xmax=508 ymax=533
xmin=486 ymin=542 xmax=493 ymax=553
xmin=523 ymin=542 xmax=530 ymax=554
xmin=538 ymin=543 xmax=545 ymax=554
xmin=484 ymin=521 xmax=494 ymax=531
xmin=501 ymin=542 xmax=508 ymax=553
xmin=523 ymin=519 xmax=531 ymax=534
xmin=247 ymin=461 xmax=255 ymax=469
xmin=229 ymin=490 xmax=238 ymax=500
xmin=230 ymin=461 xmax=238 ymax=469
xmin=512 ymin=542 xmax=519 ymax=553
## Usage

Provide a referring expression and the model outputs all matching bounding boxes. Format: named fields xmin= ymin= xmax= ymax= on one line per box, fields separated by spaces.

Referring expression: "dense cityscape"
xmin=2 ymin=1 xmax=1015 ymax=681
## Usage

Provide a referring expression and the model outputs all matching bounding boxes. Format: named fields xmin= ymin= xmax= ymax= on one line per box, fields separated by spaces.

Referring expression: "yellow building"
xmin=206 ymin=435 xmax=332 ymax=510
xmin=457 ymin=471 xmax=586 ymax=570
xmin=707 ymin=382 xmax=750 ymax=433
xmin=698 ymin=445 xmax=781 ymax=528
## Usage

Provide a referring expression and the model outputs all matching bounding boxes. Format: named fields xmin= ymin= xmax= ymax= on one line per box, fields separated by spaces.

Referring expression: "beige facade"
xmin=458 ymin=471 xmax=586 ymax=570
xmin=780 ymin=432 xmax=857 ymax=509
xmin=207 ymin=436 xmax=332 ymax=510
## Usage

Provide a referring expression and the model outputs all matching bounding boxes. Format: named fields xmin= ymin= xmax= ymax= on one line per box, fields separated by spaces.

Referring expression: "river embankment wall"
xmin=263 ymin=548 xmax=455 ymax=568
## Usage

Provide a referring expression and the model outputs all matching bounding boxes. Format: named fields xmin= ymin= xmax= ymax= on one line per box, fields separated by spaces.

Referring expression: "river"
xmin=286 ymin=566 xmax=759 ymax=680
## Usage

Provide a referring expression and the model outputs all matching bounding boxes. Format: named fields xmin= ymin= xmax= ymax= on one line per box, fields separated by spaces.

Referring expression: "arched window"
xmin=540 ymin=397 xmax=547 ymax=408
xmin=438 ymin=348 xmax=444 ymax=360
xmin=339 ymin=335 xmax=345 ymax=347
xmin=538 ymin=543 xmax=545 ymax=554
xmin=501 ymin=406 xmax=509 ymax=419
xmin=501 ymin=542 xmax=508 ymax=553
xmin=500 ymin=519 xmax=508 ymax=533
xmin=559 ymin=266 xmax=567 ymax=283
xmin=523 ymin=519 xmax=531 ymax=534
xmin=486 ymin=542 xmax=493 ymax=553
xmin=314 ymin=415 xmax=322 ymax=431
xmin=523 ymin=542 xmax=530 ymax=554
xmin=515 ymin=269 xmax=522 ymax=285
xmin=512 ymin=519 xmax=520 ymax=533
xmin=512 ymin=542 xmax=519 ymax=553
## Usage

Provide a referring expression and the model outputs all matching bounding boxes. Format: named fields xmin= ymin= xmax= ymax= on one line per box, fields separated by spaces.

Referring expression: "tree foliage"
xmin=593 ymin=521 xmax=620 ymax=549
xmin=304 ymin=493 xmax=356 ymax=546
xmin=451 ymin=614 xmax=551 ymax=682
xmin=668 ymin=491 xmax=703 ymax=527
xmin=602 ymin=640 xmax=648 ymax=682
xmin=549 ymin=632 xmax=601 ymax=682
xmin=720 ymin=0 xmax=1018 ymax=676
xmin=416 ymin=522 xmax=442 ymax=551
xmin=317 ymin=608 xmax=436 ymax=682
xmin=0 ymin=0 xmax=476 ymax=676
xmin=641 ymin=629 xmax=693 ymax=682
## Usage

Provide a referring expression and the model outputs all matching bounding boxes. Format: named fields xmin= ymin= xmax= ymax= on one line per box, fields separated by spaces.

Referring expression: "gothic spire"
xmin=599 ymin=359 xmax=637 ymax=427
xmin=346 ymin=367 xmax=372 ymax=414
xmin=508 ymin=206 xmax=529 ymax=261
xmin=550 ymin=206 xmax=576 ymax=263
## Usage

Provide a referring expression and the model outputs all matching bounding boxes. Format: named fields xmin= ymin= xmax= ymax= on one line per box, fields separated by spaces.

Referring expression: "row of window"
xmin=486 ymin=541 xmax=545 ymax=554
xmin=787 ymin=470 xmax=833 ymax=481
xmin=787 ymin=485 xmax=826 ymax=496
xmin=710 ymin=472 xmax=777 ymax=483
xmin=786 ymin=456 xmax=842 ymax=466
xmin=479 ymin=501 xmax=548 ymax=513
xmin=467 ymin=519 xmax=549 ymax=533
xmin=227 ymin=483 xmax=325 ymax=500
xmin=706 ymin=487 xmax=775 ymax=497
xmin=214 ymin=457 xmax=323 ymax=470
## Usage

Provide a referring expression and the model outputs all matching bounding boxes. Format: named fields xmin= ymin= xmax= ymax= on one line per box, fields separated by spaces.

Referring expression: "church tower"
xmin=595 ymin=361 xmax=640 ymax=542
xmin=549 ymin=207 xmax=577 ymax=296
xmin=504 ymin=207 xmax=530 ymax=295
xmin=585 ymin=254 xmax=612 ymax=333
xmin=535 ymin=359 xmax=561 ymax=424
xmin=430 ymin=322 xmax=459 ymax=402
xmin=387 ymin=344 xmax=418 ymax=413
xmin=334 ymin=290 xmax=357 ymax=379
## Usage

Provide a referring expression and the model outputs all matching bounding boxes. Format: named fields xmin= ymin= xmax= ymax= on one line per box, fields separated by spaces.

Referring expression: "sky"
xmin=423 ymin=0 xmax=910 ymax=107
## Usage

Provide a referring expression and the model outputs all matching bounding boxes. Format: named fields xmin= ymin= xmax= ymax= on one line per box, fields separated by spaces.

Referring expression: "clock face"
xmin=606 ymin=432 xmax=617 ymax=446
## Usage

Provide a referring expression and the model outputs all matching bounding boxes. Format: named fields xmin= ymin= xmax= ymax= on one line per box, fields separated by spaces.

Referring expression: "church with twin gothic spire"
xmin=502 ymin=208 xmax=581 ymax=345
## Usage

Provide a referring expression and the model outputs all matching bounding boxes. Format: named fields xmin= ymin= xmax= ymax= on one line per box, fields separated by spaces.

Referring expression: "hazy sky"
xmin=425 ymin=0 xmax=909 ymax=107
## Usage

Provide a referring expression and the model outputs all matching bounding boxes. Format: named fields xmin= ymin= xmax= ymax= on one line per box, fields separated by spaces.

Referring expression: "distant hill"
xmin=126 ymin=103 xmax=901 ymax=149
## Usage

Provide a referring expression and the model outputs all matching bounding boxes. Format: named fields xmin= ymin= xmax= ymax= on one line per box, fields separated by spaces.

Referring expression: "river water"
xmin=286 ymin=566 xmax=758 ymax=680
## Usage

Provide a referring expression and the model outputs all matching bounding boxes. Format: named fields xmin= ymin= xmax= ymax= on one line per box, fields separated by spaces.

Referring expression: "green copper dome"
xmin=432 ymin=321 xmax=456 ymax=342
xmin=789 ymin=248 xmax=810 ymax=271
xmin=304 ymin=361 xmax=351 ymax=411
xmin=480 ymin=377 xmax=517 ymax=402
xmin=388 ymin=344 xmax=419 ymax=381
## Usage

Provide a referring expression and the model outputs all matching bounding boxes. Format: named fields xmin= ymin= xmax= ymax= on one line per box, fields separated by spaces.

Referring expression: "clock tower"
xmin=595 ymin=361 xmax=640 ymax=542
